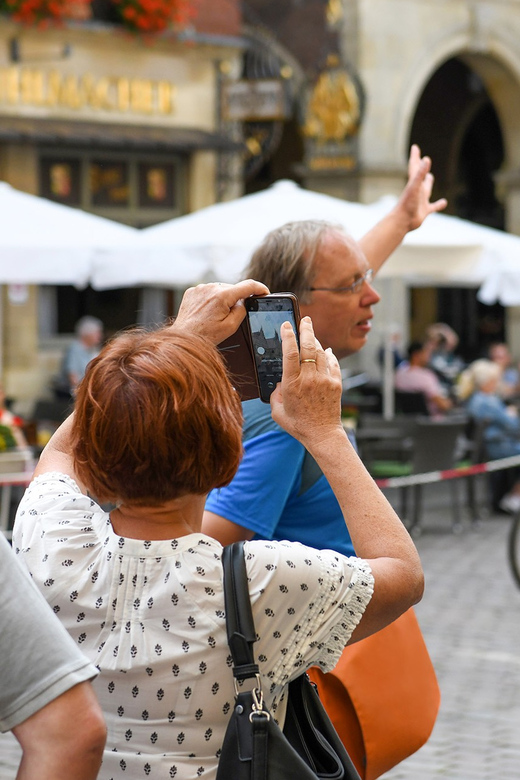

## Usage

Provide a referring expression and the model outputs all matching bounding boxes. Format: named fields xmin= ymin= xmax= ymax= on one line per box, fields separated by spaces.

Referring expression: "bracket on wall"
xmin=9 ymin=38 xmax=72 ymax=63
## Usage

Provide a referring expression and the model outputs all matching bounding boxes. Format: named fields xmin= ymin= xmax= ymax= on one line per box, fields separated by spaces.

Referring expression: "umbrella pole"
xmin=382 ymin=328 xmax=395 ymax=420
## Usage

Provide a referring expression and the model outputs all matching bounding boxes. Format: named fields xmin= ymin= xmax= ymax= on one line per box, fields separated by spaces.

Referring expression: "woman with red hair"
xmin=13 ymin=280 xmax=422 ymax=780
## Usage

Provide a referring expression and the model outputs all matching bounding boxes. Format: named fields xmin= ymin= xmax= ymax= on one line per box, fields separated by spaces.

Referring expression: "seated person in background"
xmin=54 ymin=316 xmax=104 ymax=399
xmin=395 ymin=341 xmax=453 ymax=417
xmin=488 ymin=342 xmax=520 ymax=400
xmin=424 ymin=322 xmax=465 ymax=395
xmin=13 ymin=281 xmax=423 ymax=779
xmin=458 ymin=358 xmax=520 ymax=513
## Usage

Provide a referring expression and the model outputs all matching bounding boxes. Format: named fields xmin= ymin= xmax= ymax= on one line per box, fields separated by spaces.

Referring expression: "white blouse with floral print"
xmin=14 ymin=472 xmax=374 ymax=780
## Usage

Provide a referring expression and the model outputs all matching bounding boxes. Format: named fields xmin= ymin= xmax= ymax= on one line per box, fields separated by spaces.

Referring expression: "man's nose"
xmin=360 ymin=281 xmax=381 ymax=305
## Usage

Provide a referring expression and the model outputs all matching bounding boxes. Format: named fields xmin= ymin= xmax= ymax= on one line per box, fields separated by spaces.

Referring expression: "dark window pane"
xmin=90 ymin=0 xmax=119 ymax=22
xmin=90 ymin=161 xmax=130 ymax=206
xmin=138 ymin=163 xmax=175 ymax=208
xmin=57 ymin=286 xmax=140 ymax=336
xmin=40 ymin=159 xmax=81 ymax=205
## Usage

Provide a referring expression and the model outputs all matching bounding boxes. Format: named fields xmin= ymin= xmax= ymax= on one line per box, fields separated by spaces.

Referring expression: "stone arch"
xmin=395 ymin=42 xmax=520 ymax=230
xmin=393 ymin=45 xmax=520 ymax=363
xmin=394 ymin=35 xmax=473 ymax=160
xmin=395 ymin=36 xmax=520 ymax=164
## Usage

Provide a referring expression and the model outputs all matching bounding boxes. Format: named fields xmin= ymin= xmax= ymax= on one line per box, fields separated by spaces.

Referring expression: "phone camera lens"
xmin=267 ymin=381 xmax=275 ymax=389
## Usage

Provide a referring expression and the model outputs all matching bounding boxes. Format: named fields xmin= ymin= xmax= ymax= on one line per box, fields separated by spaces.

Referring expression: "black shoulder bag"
xmin=217 ymin=541 xmax=361 ymax=780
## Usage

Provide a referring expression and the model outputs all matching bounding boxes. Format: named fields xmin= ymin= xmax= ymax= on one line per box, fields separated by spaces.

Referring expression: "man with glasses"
xmin=203 ymin=145 xmax=447 ymax=549
xmin=203 ymin=146 xmax=445 ymax=780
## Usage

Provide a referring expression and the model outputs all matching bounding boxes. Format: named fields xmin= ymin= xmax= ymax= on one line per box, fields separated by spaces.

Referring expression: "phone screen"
xmin=245 ymin=295 xmax=300 ymax=402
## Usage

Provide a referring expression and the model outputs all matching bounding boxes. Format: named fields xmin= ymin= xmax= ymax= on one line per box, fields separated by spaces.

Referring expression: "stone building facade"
xmin=344 ymin=0 xmax=520 ymax=370
xmin=0 ymin=1 xmax=244 ymax=406
xmin=4 ymin=0 xmax=520 ymax=407
xmin=243 ymin=0 xmax=520 ymax=374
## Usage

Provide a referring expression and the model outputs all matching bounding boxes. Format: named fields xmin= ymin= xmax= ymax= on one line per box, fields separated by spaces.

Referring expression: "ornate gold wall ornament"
xmin=303 ymin=67 xmax=361 ymax=143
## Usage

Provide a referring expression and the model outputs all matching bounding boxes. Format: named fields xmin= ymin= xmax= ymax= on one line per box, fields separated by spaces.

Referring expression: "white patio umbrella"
xmin=360 ymin=195 xmax=520 ymax=414
xmin=89 ymin=179 xmax=520 ymax=417
xmin=371 ymin=195 xmax=520 ymax=288
xmin=91 ymin=181 xmax=520 ymax=291
xmin=0 ymin=181 xmax=138 ymax=288
xmin=0 ymin=181 xmax=139 ymax=378
xmin=477 ymin=258 xmax=520 ymax=306
xmin=91 ymin=180 xmax=377 ymax=290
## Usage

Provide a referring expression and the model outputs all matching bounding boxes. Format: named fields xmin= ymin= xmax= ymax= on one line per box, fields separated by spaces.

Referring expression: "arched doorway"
xmin=407 ymin=56 xmax=506 ymax=360
xmin=409 ymin=56 xmax=504 ymax=228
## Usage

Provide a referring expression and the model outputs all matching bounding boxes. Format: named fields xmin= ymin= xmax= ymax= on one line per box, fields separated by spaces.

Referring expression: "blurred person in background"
xmin=395 ymin=341 xmax=453 ymax=417
xmin=488 ymin=341 xmax=520 ymax=400
xmin=458 ymin=358 xmax=520 ymax=513
xmin=54 ymin=316 xmax=104 ymax=399
xmin=424 ymin=322 xmax=465 ymax=396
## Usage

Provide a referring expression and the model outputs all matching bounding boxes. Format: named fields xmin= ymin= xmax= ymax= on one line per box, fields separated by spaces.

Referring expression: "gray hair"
xmin=75 ymin=316 xmax=103 ymax=337
xmin=243 ymin=220 xmax=348 ymax=303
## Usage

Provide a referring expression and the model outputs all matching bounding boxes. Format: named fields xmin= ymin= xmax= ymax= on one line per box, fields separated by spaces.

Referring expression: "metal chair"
xmin=408 ymin=418 xmax=468 ymax=535
xmin=394 ymin=390 xmax=430 ymax=416
xmin=459 ymin=417 xmax=492 ymax=521
xmin=358 ymin=414 xmax=419 ymax=520
xmin=361 ymin=415 xmax=468 ymax=534
xmin=463 ymin=416 xmax=519 ymax=514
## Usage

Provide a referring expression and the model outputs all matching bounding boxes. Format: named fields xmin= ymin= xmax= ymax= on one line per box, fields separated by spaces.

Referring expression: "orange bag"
xmin=307 ymin=608 xmax=440 ymax=780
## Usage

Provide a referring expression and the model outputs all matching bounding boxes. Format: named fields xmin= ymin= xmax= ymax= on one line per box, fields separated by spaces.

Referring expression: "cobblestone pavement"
xmin=381 ymin=485 xmax=520 ymax=780
xmin=1 ymin=482 xmax=519 ymax=779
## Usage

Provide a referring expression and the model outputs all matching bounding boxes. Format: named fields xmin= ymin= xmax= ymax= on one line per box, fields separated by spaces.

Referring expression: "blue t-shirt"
xmin=206 ymin=399 xmax=355 ymax=556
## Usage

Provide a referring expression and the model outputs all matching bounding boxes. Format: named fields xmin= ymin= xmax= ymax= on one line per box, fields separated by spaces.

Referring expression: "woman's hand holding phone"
xmin=270 ymin=316 xmax=345 ymax=449
xmin=173 ymin=279 xmax=269 ymax=345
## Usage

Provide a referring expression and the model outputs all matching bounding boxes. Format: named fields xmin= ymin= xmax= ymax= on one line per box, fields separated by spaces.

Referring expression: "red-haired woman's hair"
xmin=71 ymin=328 xmax=243 ymax=505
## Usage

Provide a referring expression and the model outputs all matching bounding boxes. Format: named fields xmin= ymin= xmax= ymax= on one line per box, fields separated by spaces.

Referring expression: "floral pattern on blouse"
xmin=14 ymin=472 xmax=374 ymax=780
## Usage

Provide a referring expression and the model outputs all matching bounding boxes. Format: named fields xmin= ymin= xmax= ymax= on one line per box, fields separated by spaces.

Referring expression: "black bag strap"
xmin=222 ymin=542 xmax=261 ymax=683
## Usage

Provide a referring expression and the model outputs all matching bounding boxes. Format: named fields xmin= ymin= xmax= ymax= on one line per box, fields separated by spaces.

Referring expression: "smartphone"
xmin=244 ymin=293 xmax=301 ymax=403
xmin=217 ymin=319 xmax=259 ymax=402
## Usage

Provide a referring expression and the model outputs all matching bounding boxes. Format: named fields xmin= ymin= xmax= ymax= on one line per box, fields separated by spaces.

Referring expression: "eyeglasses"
xmin=308 ymin=268 xmax=374 ymax=295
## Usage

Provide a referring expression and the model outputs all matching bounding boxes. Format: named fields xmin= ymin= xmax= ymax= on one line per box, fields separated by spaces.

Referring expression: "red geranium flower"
xmin=112 ymin=0 xmax=195 ymax=33
xmin=0 ymin=0 xmax=92 ymax=25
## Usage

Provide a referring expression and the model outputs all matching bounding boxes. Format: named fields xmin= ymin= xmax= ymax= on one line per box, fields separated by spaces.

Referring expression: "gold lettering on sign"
xmin=0 ymin=66 xmax=176 ymax=115
xmin=60 ymin=74 xmax=82 ymax=109
xmin=0 ymin=67 xmax=20 ymax=104
xmin=130 ymin=79 xmax=153 ymax=114
xmin=157 ymin=81 xmax=175 ymax=114
xmin=46 ymin=71 xmax=62 ymax=108
xmin=20 ymin=70 xmax=45 ymax=105
xmin=117 ymin=78 xmax=131 ymax=112
xmin=83 ymin=76 xmax=112 ymax=111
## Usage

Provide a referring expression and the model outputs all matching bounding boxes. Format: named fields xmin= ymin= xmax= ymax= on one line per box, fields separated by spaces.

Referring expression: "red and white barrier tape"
xmin=375 ymin=454 xmax=520 ymax=489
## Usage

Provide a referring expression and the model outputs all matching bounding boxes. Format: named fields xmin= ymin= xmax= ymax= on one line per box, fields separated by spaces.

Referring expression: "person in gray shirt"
xmin=55 ymin=315 xmax=104 ymax=399
xmin=0 ymin=532 xmax=106 ymax=779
